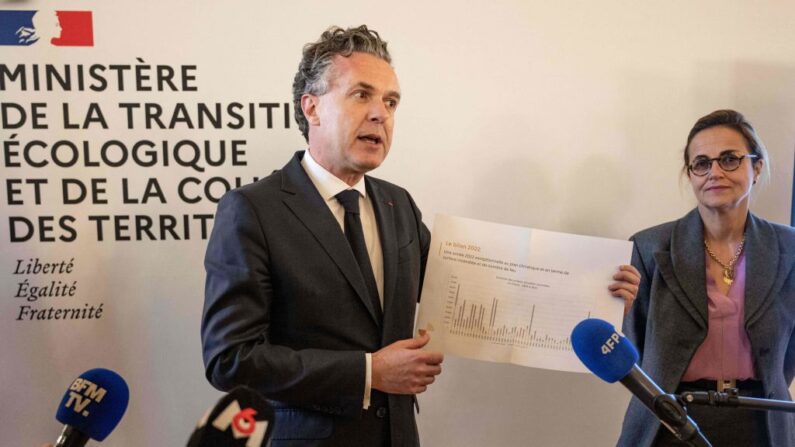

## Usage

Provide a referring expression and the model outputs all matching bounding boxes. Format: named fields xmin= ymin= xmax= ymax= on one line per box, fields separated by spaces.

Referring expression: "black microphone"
xmin=571 ymin=319 xmax=711 ymax=447
xmin=54 ymin=368 xmax=129 ymax=447
xmin=187 ymin=386 xmax=275 ymax=447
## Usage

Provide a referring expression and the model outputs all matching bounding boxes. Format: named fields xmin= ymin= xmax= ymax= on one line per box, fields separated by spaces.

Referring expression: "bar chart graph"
xmin=416 ymin=214 xmax=631 ymax=372
xmin=442 ymin=274 xmax=590 ymax=353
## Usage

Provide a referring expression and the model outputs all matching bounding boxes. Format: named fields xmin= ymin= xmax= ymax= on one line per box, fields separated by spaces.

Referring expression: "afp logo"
xmin=0 ymin=10 xmax=93 ymax=46
xmin=601 ymin=331 xmax=621 ymax=355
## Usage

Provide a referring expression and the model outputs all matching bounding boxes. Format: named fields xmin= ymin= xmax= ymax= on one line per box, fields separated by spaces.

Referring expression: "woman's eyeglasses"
xmin=687 ymin=153 xmax=758 ymax=176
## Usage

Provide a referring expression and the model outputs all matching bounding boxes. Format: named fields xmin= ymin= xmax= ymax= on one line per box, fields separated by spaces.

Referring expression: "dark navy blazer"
xmin=202 ymin=151 xmax=430 ymax=446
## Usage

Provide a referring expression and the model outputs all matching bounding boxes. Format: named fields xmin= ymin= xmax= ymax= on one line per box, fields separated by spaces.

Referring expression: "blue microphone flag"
xmin=571 ymin=318 xmax=639 ymax=383
xmin=55 ymin=368 xmax=129 ymax=441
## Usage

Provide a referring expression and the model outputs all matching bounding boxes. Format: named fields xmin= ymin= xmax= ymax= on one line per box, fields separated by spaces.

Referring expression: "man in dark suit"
xmin=201 ymin=25 xmax=443 ymax=446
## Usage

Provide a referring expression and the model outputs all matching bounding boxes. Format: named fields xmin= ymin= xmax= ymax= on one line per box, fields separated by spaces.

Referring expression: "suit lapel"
xmin=653 ymin=209 xmax=795 ymax=330
xmin=368 ymin=178 xmax=397 ymax=331
xmin=655 ymin=209 xmax=709 ymax=328
xmin=744 ymin=213 xmax=795 ymax=325
xmin=279 ymin=152 xmax=382 ymax=328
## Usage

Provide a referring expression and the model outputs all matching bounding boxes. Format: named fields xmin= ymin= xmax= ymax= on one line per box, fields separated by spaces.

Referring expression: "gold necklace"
xmin=703 ymin=235 xmax=746 ymax=285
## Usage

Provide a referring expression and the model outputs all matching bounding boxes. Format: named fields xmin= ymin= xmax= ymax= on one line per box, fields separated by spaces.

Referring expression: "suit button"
xmin=376 ymin=407 xmax=387 ymax=418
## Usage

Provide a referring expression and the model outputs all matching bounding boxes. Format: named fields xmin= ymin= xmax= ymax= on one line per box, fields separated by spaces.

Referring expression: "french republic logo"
xmin=0 ymin=10 xmax=93 ymax=46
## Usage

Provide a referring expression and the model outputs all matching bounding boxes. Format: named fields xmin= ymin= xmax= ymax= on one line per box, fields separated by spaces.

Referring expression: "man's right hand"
xmin=372 ymin=330 xmax=444 ymax=394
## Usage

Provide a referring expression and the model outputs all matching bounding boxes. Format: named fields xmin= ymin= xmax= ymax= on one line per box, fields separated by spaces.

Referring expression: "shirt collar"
xmin=301 ymin=149 xmax=367 ymax=201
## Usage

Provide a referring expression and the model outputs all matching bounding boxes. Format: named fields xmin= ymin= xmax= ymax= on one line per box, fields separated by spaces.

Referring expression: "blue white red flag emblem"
xmin=0 ymin=10 xmax=93 ymax=46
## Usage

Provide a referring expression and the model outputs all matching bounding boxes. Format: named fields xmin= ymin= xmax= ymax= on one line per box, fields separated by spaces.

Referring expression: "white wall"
xmin=1 ymin=1 xmax=793 ymax=446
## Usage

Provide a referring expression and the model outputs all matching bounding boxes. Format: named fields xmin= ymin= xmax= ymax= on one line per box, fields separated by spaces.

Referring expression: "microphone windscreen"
xmin=187 ymin=386 xmax=274 ymax=447
xmin=55 ymin=368 xmax=129 ymax=441
xmin=571 ymin=318 xmax=639 ymax=383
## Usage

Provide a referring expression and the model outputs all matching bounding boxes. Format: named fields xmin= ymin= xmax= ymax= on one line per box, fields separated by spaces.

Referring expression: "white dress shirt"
xmin=301 ymin=149 xmax=383 ymax=409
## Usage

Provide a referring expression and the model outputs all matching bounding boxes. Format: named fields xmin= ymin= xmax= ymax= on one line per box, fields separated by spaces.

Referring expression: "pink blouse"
xmin=681 ymin=254 xmax=756 ymax=381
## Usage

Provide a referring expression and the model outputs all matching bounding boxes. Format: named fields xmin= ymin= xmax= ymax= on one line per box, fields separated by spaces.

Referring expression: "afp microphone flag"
xmin=571 ymin=318 xmax=639 ymax=383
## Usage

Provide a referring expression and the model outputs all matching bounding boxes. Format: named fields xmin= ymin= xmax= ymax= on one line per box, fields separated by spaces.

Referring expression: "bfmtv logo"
xmin=0 ymin=10 xmax=93 ymax=46
xmin=199 ymin=400 xmax=269 ymax=447
xmin=65 ymin=377 xmax=107 ymax=417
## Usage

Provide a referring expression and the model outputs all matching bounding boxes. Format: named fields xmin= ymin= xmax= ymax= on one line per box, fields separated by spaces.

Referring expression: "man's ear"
xmin=301 ymin=94 xmax=321 ymax=126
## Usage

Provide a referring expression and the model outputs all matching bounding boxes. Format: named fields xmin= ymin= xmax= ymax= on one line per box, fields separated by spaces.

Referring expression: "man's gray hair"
xmin=292 ymin=25 xmax=392 ymax=141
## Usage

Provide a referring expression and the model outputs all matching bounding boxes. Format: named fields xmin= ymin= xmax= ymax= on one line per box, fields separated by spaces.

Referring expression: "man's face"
xmin=304 ymin=52 xmax=401 ymax=183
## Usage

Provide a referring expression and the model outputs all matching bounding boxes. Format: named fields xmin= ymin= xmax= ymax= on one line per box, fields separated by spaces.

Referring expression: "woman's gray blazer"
xmin=617 ymin=209 xmax=795 ymax=446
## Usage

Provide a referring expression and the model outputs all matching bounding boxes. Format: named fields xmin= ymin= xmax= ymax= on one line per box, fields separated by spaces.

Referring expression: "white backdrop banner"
xmin=2 ymin=1 xmax=794 ymax=446
xmin=1 ymin=3 xmax=300 ymax=445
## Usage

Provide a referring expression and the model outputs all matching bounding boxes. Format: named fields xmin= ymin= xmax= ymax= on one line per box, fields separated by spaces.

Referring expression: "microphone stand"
xmin=652 ymin=394 xmax=712 ymax=447
xmin=680 ymin=388 xmax=795 ymax=413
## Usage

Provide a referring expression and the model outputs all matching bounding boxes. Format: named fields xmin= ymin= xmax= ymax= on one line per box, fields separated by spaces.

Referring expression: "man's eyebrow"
xmin=351 ymin=82 xmax=401 ymax=100
xmin=351 ymin=82 xmax=375 ymax=92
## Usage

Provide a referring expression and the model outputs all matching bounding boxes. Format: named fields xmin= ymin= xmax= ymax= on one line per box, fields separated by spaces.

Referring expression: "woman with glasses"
xmin=617 ymin=110 xmax=795 ymax=446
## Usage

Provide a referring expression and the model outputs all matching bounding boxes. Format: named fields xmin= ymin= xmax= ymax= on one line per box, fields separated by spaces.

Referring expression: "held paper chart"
xmin=416 ymin=214 xmax=632 ymax=372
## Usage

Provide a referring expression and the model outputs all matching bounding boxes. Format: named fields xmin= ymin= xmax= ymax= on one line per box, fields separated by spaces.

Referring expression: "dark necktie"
xmin=335 ymin=189 xmax=382 ymax=322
